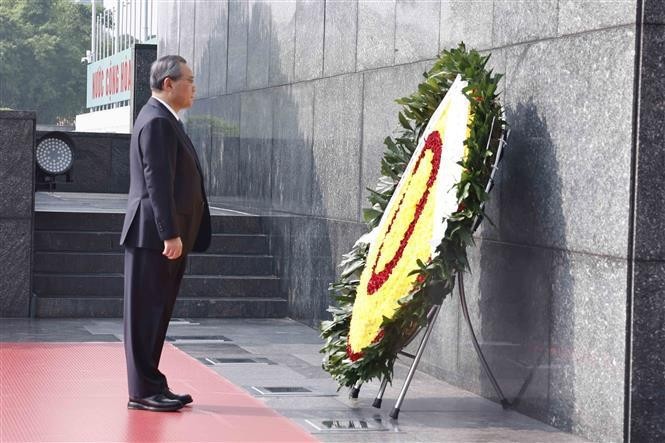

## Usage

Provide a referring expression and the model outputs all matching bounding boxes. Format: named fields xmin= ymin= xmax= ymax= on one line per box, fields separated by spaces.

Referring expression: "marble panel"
xmin=356 ymin=0 xmax=395 ymax=71
xmin=184 ymin=99 xmax=212 ymax=190
xmin=268 ymin=0 xmax=296 ymax=86
xmin=157 ymin=0 xmax=179 ymax=57
xmin=501 ymin=28 xmax=635 ymax=258
xmin=178 ymin=0 xmax=196 ymax=63
xmin=0 ymin=117 xmax=33 ymax=217
xmin=247 ymin=0 xmax=272 ymax=89
xmin=630 ymin=260 xmax=665 ymax=442
xmin=271 ymin=83 xmax=314 ymax=213
xmin=227 ymin=0 xmax=249 ymax=92
xmin=440 ymin=1 xmax=493 ymax=51
xmin=193 ymin=0 xmax=213 ymax=98
xmin=493 ymin=0 xmax=558 ymax=47
xmin=548 ymin=251 xmax=626 ymax=443
xmin=558 ymin=0 xmax=636 ymax=35
xmin=634 ymin=25 xmax=665 ymax=261
xmin=0 ymin=220 xmax=32 ymax=317
xmin=240 ymin=89 xmax=274 ymax=202
xmin=209 ymin=93 xmax=242 ymax=197
xmin=644 ymin=0 xmax=665 ymax=24
xmin=311 ymin=73 xmax=363 ymax=221
xmin=360 ymin=61 xmax=428 ymax=205
xmin=287 ymin=217 xmax=334 ymax=326
xmin=207 ymin=0 xmax=229 ymax=97
xmin=294 ymin=0 xmax=324 ymax=81
xmin=67 ymin=135 xmax=113 ymax=193
xmin=110 ymin=136 xmax=130 ymax=193
xmin=131 ymin=45 xmax=156 ymax=124
xmin=323 ymin=0 xmax=358 ymax=76
xmin=394 ymin=0 xmax=439 ymax=64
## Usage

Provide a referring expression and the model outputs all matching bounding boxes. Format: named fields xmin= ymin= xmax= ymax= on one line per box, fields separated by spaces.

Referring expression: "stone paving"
xmin=0 ymin=318 xmax=589 ymax=443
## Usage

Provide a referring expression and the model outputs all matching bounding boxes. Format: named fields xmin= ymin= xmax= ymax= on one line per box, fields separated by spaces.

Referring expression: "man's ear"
xmin=162 ymin=77 xmax=173 ymax=91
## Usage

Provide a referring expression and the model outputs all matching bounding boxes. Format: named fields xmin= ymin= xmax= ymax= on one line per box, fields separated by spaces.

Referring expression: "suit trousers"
xmin=123 ymin=246 xmax=187 ymax=398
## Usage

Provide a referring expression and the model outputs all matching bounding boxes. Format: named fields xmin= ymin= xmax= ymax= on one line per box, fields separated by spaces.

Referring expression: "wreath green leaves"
xmin=319 ymin=43 xmax=505 ymax=389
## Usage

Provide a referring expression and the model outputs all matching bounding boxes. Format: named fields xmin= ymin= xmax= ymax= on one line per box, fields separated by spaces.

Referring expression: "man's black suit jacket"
xmin=120 ymin=97 xmax=211 ymax=254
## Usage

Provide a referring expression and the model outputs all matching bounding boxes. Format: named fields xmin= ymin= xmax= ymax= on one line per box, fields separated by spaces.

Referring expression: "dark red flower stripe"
xmin=346 ymin=329 xmax=386 ymax=361
xmin=366 ymin=131 xmax=443 ymax=295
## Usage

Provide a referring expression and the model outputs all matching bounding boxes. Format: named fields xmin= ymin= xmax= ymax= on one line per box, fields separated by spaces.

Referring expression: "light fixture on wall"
xmin=35 ymin=132 xmax=74 ymax=191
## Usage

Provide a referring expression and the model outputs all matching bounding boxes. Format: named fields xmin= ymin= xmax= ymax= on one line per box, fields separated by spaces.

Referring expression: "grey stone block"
xmin=501 ymin=28 xmax=635 ymax=258
xmin=558 ymin=0 xmax=636 ymax=35
xmin=247 ymin=0 xmax=272 ymax=89
xmin=360 ymin=61 xmax=428 ymax=206
xmin=548 ymin=251 xmax=626 ymax=443
xmin=440 ymin=1 xmax=493 ymax=51
xmin=68 ymin=135 xmax=113 ymax=193
xmin=271 ymin=83 xmax=314 ymax=213
xmin=286 ymin=217 xmax=334 ymax=325
xmin=269 ymin=0 xmax=296 ymax=86
xmin=227 ymin=0 xmax=249 ymax=92
xmin=157 ymin=0 xmax=179 ymax=57
xmin=0 ymin=117 xmax=34 ymax=217
xmin=394 ymin=0 xmax=439 ymax=64
xmin=312 ymin=73 xmax=363 ymax=221
xmin=645 ymin=0 xmax=665 ymax=24
xmin=111 ymin=137 xmax=130 ymax=193
xmin=630 ymin=260 xmax=665 ymax=442
xmin=178 ymin=0 xmax=196 ymax=63
xmin=209 ymin=93 xmax=241 ymax=197
xmin=294 ymin=0 xmax=324 ymax=82
xmin=193 ymin=0 xmax=212 ymax=98
xmin=240 ymin=89 xmax=274 ymax=202
xmin=131 ymin=45 xmax=157 ymax=125
xmin=184 ymin=99 xmax=212 ymax=190
xmin=493 ymin=0 xmax=558 ymax=47
xmin=356 ymin=0 xmax=395 ymax=71
xmin=634 ymin=25 xmax=665 ymax=261
xmin=323 ymin=0 xmax=358 ymax=76
xmin=0 ymin=220 xmax=32 ymax=317
xmin=207 ymin=0 xmax=229 ymax=97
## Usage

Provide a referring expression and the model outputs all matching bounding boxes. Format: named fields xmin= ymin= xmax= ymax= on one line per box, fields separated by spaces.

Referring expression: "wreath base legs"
xmin=371 ymin=272 xmax=513 ymax=419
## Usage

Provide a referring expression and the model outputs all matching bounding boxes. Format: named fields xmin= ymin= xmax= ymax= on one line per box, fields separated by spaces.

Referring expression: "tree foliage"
xmin=0 ymin=0 xmax=91 ymax=124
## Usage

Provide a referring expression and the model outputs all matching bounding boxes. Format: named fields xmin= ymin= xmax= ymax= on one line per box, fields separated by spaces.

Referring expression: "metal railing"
xmin=90 ymin=0 xmax=158 ymax=112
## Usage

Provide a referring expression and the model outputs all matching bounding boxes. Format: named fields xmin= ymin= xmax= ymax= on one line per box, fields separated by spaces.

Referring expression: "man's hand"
xmin=163 ymin=237 xmax=183 ymax=260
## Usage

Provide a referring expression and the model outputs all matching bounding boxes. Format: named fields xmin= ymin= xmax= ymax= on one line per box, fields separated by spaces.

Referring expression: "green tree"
xmin=0 ymin=0 xmax=91 ymax=124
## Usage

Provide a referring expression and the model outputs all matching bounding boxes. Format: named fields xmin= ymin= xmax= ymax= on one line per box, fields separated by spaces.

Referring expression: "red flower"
xmin=367 ymin=131 xmax=443 ymax=295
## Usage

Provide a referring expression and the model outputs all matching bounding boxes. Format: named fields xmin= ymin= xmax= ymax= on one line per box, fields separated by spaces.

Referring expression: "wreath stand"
xmin=350 ymin=121 xmax=510 ymax=420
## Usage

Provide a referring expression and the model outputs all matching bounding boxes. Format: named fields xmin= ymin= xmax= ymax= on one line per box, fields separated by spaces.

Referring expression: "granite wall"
xmin=155 ymin=1 xmax=661 ymax=441
xmin=0 ymin=111 xmax=35 ymax=317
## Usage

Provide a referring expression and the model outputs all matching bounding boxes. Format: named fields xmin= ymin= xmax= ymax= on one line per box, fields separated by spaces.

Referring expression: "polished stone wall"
xmin=155 ymin=1 xmax=658 ymax=441
xmin=0 ymin=111 xmax=35 ymax=316
xmin=628 ymin=2 xmax=665 ymax=441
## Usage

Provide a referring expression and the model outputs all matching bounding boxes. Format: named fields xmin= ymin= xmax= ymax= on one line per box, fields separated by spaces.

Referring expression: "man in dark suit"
xmin=120 ymin=55 xmax=211 ymax=412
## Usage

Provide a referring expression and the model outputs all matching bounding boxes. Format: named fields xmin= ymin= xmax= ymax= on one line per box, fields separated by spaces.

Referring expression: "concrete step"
xmin=34 ymin=252 xmax=275 ymax=276
xmin=34 ymin=231 xmax=270 ymax=255
xmin=35 ymin=212 xmax=265 ymax=234
xmin=32 ymin=297 xmax=288 ymax=318
xmin=34 ymin=273 xmax=281 ymax=298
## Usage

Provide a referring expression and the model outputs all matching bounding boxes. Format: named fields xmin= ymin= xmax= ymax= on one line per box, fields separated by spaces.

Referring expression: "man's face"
xmin=166 ymin=63 xmax=195 ymax=111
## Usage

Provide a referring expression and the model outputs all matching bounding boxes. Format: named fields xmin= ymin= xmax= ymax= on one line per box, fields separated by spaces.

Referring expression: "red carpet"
xmin=0 ymin=342 xmax=318 ymax=442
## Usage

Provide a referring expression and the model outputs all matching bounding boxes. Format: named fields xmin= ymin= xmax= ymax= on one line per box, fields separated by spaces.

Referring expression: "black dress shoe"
xmin=164 ymin=387 xmax=193 ymax=405
xmin=127 ymin=394 xmax=183 ymax=412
